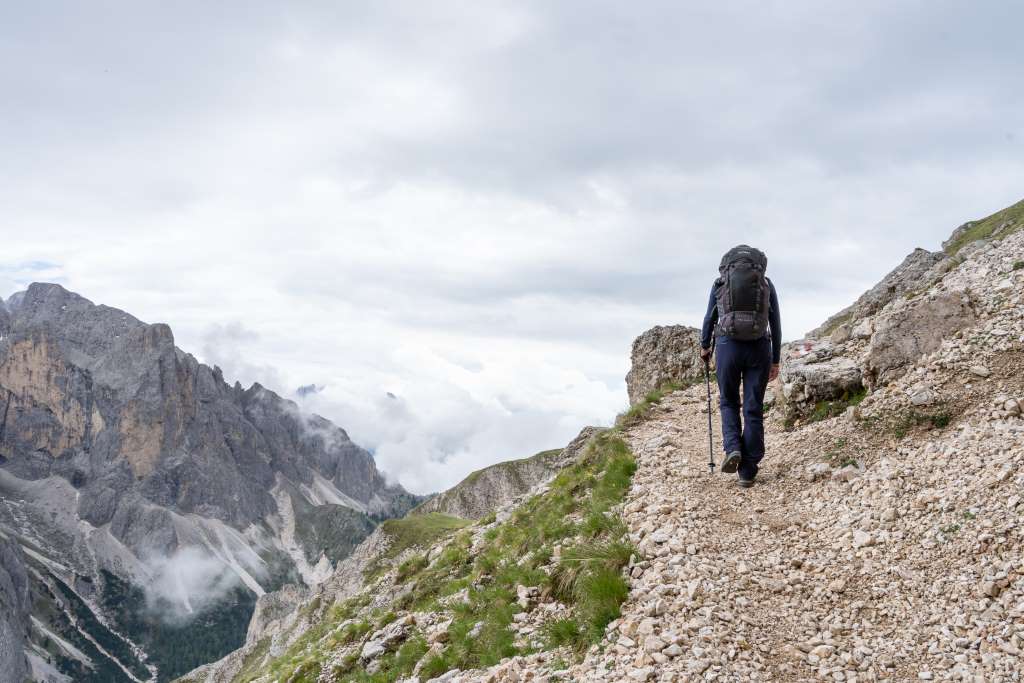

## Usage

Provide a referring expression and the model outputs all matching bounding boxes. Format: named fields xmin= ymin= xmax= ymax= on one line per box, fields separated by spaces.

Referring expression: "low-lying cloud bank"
xmin=142 ymin=548 xmax=244 ymax=624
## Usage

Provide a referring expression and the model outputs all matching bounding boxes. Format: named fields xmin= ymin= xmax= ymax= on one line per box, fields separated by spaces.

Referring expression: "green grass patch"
xmin=890 ymin=409 xmax=954 ymax=438
xmin=550 ymin=540 xmax=633 ymax=650
xmin=250 ymin=431 xmax=639 ymax=683
xmin=822 ymin=438 xmax=848 ymax=464
xmin=808 ymin=388 xmax=867 ymax=424
xmin=944 ymin=198 xmax=1024 ymax=256
xmin=395 ymin=555 xmax=429 ymax=584
xmin=232 ymin=637 xmax=270 ymax=683
xmin=379 ymin=514 xmax=471 ymax=559
xmin=365 ymin=513 xmax=471 ymax=579
xmin=257 ymin=597 xmax=364 ymax=682
xmin=617 ymin=379 xmax=700 ymax=428
xmin=543 ymin=618 xmax=582 ymax=648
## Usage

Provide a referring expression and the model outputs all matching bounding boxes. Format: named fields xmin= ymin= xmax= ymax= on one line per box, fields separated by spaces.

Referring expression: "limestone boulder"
xmin=780 ymin=339 xmax=863 ymax=409
xmin=864 ymin=290 xmax=976 ymax=386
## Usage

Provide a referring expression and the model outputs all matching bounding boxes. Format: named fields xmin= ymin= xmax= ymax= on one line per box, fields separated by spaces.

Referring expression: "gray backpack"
xmin=715 ymin=245 xmax=770 ymax=341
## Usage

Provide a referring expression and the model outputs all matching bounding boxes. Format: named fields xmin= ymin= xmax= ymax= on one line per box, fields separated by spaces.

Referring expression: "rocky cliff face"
xmin=0 ymin=536 xmax=31 ymax=682
xmin=783 ymin=198 xmax=1024 ymax=421
xmin=0 ymin=283 xmax=419 ymax=682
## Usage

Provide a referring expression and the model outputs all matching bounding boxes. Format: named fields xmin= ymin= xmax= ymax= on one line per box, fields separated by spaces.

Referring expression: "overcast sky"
xmin=1 ymin=1 xmax=1021 ymax=493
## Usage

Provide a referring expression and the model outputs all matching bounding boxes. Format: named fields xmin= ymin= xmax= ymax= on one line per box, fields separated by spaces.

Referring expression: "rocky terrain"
xmin=170 ymin=197 xmax=1023 ymax=683
xmin=0 ymin=284 xmax=419 ymax=682
xmin=551 ymin=201 xmax=1024 ymax=682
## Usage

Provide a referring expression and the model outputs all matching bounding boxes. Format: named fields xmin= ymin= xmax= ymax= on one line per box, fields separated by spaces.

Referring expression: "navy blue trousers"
xmin=714 ymin=335 xmax=771 ymax=479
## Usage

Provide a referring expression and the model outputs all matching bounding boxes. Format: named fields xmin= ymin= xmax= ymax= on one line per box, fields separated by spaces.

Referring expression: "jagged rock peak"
xmin=807 ymin=248 xmax=950 ymax=341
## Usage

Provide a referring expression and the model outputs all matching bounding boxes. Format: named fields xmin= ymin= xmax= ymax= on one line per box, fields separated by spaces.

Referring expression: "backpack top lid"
xmin=719 ymin=245 xmax=767 ymax=273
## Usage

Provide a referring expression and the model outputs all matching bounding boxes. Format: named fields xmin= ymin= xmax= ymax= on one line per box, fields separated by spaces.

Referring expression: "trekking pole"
xmin=704 ymin=348 xmax=716 ymax=475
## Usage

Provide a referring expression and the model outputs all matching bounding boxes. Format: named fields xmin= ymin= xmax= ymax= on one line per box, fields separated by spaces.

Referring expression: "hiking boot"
xmin=721 ymin=450 xmax=741 ymax=474
xmin=737 ymin=475 xmax=755 ymax=488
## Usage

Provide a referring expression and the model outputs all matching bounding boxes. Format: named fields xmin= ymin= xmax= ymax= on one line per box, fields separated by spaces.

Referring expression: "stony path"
xmin=567 ymin=377 xmax=1023 ymax=682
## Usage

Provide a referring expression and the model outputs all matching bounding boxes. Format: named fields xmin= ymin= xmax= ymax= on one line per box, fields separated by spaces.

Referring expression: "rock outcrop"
xmin=808 ymin=247 xmax=949 ymax=340
xmin=625 ymin=325 xmax=703 ymax=405
xmin=783 ymin=203 xmax=1022 ymax=417
xmin=864 ymin=288 xmax=977 ymax=386
xmin=780 ymin=339 xmax=863 ymax=406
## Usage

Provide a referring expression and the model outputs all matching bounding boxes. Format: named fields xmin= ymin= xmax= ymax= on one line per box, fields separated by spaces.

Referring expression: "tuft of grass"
xmin=891 ymin=409 xmax=953 ymax=438
xmin=543 ymin=618 xmax=582 ymax=649
xmin=962 ymin=510 xmax=977 ymax=521
xmin=575 ymin=566 xmax=630 ymax=640
xmin=550 ymin=539 xmax=634 ymax=650
xmin=395 ymin=555 xmax=429 ymax=584
xmin=944 ymin=198 xmax=1024 ymax=256
xmin=1013 ymin=260 xmax=1024 ymax=271
xmin=808 ymin=388 xmax=867 ymax=424
xmin=823 ymin=438 xmax=849 ymax=464
xmin=550 ymin=657 xmax=569 ymax=671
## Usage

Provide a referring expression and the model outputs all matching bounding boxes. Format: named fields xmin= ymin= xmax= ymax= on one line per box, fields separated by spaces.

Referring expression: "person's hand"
xmin=769 ymin=363 xmax=780 ymax=382
xmin=700 ymin=348 xmax=712 ymax=363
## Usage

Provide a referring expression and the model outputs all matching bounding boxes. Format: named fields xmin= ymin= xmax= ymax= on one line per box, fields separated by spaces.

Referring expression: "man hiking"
xmin=699 ymin=245 xmax=781 ymax=488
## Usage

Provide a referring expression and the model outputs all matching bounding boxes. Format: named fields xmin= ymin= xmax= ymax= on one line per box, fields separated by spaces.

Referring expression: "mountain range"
xmin=0 ymin=283 xmax=420 ymax=682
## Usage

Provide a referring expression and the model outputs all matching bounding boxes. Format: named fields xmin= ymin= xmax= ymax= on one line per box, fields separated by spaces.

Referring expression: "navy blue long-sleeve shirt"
xmin=700 ymin=278 xmax=782 ymax=364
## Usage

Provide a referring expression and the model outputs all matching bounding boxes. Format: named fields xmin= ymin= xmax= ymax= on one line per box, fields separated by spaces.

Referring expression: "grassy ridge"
xmin=944 ymin=198 xmax=1024 ymax=256
xmin=245 ymin=430 xmax=640 ymax=683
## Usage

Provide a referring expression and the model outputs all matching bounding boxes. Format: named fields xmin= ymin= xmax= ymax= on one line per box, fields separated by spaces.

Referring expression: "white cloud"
xmin=1 ymin=1 xmax=1021 ymax=493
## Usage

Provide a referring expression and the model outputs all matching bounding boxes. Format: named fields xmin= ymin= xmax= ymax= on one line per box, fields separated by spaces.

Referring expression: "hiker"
xmin=699 ymin=245 xmax=781 ymax=488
